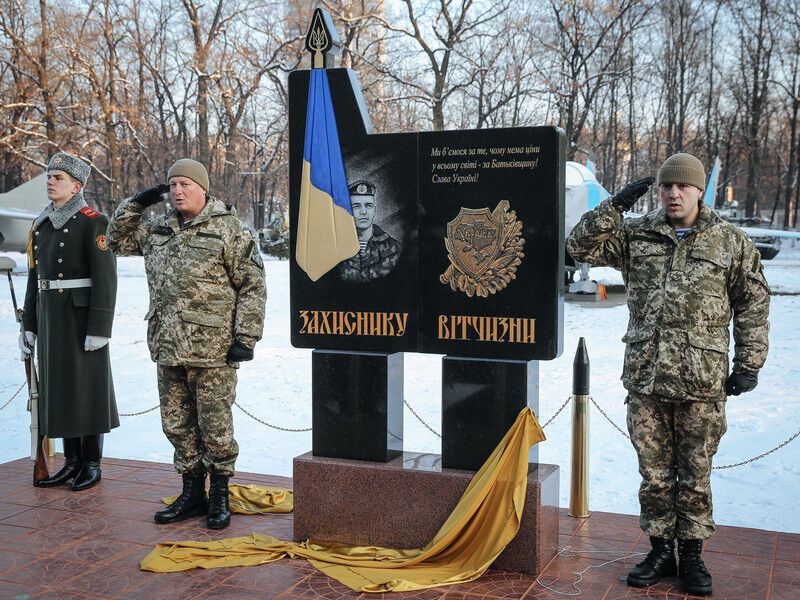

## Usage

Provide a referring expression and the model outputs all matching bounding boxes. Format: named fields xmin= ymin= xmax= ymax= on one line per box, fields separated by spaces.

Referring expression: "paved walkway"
xmin=0 ymin=456 xmax=796 ymax=599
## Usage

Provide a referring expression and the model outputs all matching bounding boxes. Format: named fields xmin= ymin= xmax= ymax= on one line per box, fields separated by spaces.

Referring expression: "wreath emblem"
xmin=440 ymin=200 xmax=525 ymax=297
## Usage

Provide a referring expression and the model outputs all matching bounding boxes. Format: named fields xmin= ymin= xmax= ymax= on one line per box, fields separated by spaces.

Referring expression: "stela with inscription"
xmin=289 ymin=66 xmax=565 ymax=362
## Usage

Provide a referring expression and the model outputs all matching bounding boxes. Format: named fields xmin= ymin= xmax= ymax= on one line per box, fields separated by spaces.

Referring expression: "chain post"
xmin=569 ymin=337 xmax=590 ymax=518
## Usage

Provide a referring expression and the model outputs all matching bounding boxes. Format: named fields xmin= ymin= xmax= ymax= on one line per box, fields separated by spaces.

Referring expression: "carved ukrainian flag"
xmin=295 ymin=69 xmax=359 ymax=281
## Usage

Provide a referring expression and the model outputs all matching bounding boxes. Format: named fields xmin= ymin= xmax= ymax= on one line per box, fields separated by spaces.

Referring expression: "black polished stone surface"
xmin=442 ymin=356 xmax=539 ymax=471
xmin=288 ymin=69 xmax=564 ymax=361
xmin=312 ymin=349 xmax=403 ymax=462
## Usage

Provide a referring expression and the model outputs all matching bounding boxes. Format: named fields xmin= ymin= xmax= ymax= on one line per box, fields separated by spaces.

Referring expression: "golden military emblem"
xmin=440 ymin=200 xmax=525 ymax=298
xmin=95 ymin=234 xmax=109 ymax=251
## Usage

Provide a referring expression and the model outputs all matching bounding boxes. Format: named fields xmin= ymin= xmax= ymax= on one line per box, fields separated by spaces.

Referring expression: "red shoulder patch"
xmin=80 ymin=207 xmax=99 ymax=219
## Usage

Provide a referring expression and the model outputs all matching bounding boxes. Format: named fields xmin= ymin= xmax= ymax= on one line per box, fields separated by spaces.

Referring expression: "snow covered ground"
xmin=1 ymin=242 xmax=798 ymax=534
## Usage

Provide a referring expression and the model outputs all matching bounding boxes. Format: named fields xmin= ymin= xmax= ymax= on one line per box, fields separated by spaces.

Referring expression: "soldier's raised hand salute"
xmin=132 ymin=183 xmax=170 ymax=208
xmin=611 ymin=176 xmax=656 ymax=211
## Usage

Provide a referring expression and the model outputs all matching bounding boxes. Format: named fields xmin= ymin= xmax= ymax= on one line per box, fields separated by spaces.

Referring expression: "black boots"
xmin=35 ymin=437 xmax=81 ymax=487
xmin=154 ymin=473 xmax=231 ymax=529
xmin=154 ymin=473 xmax=208 ymax=524
xmin=71 ymin=435 xmax=103 ymax=491
xmin=678 ymin=538 xmax=713 ymax=595
xmin=627 ymin=536 xmax=678 ymax=587
xmin=207 ymin=474 xmax=231 ymax=530
xmin=36 ymin=435 xmax=103 ymax=491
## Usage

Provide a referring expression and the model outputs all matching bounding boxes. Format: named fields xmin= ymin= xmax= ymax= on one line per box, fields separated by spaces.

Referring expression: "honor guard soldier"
xmin=107 ymin=158 xmax=266 ymax=530
xmin=20 ymin=152 xmax=119 ymax=491
xmin=567 ymin=153 xmax=770 ymax=596
xmin=338 ymin=180 xmax=402 ymax=282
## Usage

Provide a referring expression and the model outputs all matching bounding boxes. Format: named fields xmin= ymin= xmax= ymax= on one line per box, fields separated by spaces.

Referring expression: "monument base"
xmin=293 ymin=451 xmax=559 ymax=576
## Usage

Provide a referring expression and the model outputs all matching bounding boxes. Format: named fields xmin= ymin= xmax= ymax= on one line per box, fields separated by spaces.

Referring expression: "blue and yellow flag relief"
xmin=296 ymin=69 xmax=359 ymax=281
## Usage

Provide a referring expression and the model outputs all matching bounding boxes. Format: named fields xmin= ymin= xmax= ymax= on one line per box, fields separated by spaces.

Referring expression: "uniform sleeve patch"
xmin=96 ymin=234 xmax=109 ymax=251
xmin=80 ymin=207 xmax=99 ymax=219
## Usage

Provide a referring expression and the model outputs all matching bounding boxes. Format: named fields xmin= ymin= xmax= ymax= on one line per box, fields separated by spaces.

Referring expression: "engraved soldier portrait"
xmin=21 ymin=152 xmax=119 ymax=492
xmin=338 ymin=180 xmax=402 ymax=283
xmin=107 ymin=158 xmax=266 ymax=530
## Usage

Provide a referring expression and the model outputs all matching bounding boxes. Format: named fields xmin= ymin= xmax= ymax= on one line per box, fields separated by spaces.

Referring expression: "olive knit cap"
xmin=657 ymin=153 xmax=706 ymax=190
xmin=167 ymin=158 xmax=209 ymax=191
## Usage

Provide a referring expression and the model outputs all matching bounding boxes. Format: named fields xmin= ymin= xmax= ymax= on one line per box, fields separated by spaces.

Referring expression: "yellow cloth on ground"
xmin=162 ymin=484 xmax=293 ymax=514
xmin=141 ymin=407 xmax=545 ymax=593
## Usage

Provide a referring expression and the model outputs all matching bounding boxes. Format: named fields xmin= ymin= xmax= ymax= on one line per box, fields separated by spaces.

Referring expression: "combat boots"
xmin=154 ymin=473 xmax=208 ymax=523
xmin=678 ymin=538 xmax=713 ymax=595
xmin=36 ymin=437 xmax=81 ymax=487
xmin=71 ymin=435 xmax=103 ymax=491
xmin=207 ymin=474 xmax=231 ymax=530
xmin=626 ymin=536 xmax=678 ymax=587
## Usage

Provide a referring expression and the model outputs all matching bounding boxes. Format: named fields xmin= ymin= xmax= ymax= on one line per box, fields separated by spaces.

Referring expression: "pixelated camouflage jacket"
xmin=338 ymin=224 xmax=401 ymax=283
xmin=107 ymin=196 xmax=267 ymax=367
xmin=566 ymin=199 xmax=770 ymax=402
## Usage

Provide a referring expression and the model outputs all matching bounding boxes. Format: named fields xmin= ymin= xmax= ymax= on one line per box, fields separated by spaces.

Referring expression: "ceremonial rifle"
xmin=1 ymin=258 xmax=49 ymax=484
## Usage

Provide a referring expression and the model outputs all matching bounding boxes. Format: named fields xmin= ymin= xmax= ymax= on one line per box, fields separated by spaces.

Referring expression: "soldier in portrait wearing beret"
xmin=339 ymin=179 xmax=402 ymax=283
xmin=20 ymin=152 xmax=119 ymax=491
xmin=107 ymin=158 xmax=266 ymax=530
xmin=567 ymin=153 xmax=770 ymax=596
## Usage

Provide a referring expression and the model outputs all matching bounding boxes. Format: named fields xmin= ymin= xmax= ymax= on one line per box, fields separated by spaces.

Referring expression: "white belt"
xmin=39 ymin=278 xmax=92 ymax=291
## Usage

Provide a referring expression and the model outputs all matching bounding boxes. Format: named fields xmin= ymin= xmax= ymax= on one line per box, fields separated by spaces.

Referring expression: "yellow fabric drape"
xmin=162 ymin=484 xmax=293 ymax=514
xmin=141 ymin=407 xmax=545 ymax=593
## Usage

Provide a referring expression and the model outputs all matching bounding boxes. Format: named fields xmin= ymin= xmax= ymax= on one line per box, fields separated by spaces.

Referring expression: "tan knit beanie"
xmin=657 ymin=153 xmax=706 ymax=190
xmin=167 ymin=158 xmax=209 ymax=191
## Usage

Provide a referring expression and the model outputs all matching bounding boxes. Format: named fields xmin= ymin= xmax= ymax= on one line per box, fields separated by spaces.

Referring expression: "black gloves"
xmin=226 ymin=340 xmax=254 ymax=363
xmin=132 ymin=183 xmax=170 ymax=208
xmin=725 ymin=370 xmax=758 ymax=396
xmin=611 ymin=176 xmax=655 ymax=211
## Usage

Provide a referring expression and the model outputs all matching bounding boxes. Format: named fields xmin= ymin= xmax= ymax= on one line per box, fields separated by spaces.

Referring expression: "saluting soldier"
xmin=567 ymin=153 xmax=770 ymax=596
xmin=338 ymin=180 xmax=402 ymax=282
xmin=107 ymin=158 xmax=266 ymax=530
xmin=20 ymin=152 xmax=118 ymax=491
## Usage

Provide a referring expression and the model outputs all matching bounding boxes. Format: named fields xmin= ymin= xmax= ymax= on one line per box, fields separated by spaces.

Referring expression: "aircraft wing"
xmin=0 ymin=206 xmax=36 ymax=252
xmin=739 ymin=227 xmax=800 ymax=240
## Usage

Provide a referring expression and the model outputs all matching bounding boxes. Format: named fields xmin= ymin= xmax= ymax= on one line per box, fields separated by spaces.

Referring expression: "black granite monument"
xmin=290 ymin=9 xmax=565 ymax=470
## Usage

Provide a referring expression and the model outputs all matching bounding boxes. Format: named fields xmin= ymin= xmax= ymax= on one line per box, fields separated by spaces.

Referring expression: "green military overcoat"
xmin=23 ymin=204 xmax=119 ymax=437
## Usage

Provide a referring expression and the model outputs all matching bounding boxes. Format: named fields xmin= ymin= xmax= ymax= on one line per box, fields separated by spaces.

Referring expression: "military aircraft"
xmin=0 ymin=174 xmax=47 ymax=252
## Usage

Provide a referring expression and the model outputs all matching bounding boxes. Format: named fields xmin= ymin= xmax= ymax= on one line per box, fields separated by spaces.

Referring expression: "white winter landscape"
xmin=1 ymin=243 xmax=798 ymax=535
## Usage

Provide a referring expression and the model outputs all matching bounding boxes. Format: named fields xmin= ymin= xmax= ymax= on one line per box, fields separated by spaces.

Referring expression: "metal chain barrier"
xmin=713 ymin=429 xmax=800 ymax=469
xmin=589 ymin=396 xmax=630 ymax=440
xmin=588 ymin=396 xmax=800 ymax=470
xmin=118 ymin=404 xmax=160 ymax=417
xmin=50 ymin=383 xmax=797 ymax=470
xmin=403 ymin=398 xmax=441 ymax=438
xmin=542 ymin=396 xmax=572 ymax=429
xmin=0 ymin=382 xmax=26 ymax=411
xmin=234 ymin=401 xmax=312 ymax=432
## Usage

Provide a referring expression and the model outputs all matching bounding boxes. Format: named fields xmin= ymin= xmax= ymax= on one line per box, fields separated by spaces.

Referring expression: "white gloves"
xmin=84 ymin=335 xmax=110 ymax=352
xmin=19 ymin=331 xmax=36 ymax=359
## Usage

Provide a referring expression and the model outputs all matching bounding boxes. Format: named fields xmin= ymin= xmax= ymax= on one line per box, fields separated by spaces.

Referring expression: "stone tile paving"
xmin=0 ymin=456 xmax=795 ymax=599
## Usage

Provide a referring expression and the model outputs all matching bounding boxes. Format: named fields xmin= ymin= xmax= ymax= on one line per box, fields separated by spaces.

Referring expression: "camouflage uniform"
xmin=107 ymin=196 xmax=266 ymax=476
xmin=339 ymin=224 xmax=401 ymax=282
xmin=567 ymin=198 xmax=770 ymax=539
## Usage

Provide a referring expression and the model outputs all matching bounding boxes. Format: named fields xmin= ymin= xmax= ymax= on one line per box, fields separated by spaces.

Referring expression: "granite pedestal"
xmin=293 ymin=451 xmax=559 ymax=575
xmin=311 ymin=350 xmax=403 ymax=462
xmin=442 ymin=357 xmax=539 ymax=470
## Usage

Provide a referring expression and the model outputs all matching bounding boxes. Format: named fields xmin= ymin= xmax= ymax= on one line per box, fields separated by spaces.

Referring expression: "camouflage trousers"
xmin=157 ymin=364 xmax=239 ymax=477
xmin=626 ymin=392 xmax=727 ymax=540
